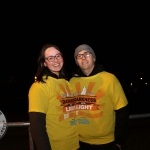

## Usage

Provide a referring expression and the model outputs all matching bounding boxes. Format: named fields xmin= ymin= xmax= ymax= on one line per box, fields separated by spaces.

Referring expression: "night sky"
xmin=0 ymin=2 xmax=150 ymax=116
xmin=0 ymin=3 xmax=149 ymax=85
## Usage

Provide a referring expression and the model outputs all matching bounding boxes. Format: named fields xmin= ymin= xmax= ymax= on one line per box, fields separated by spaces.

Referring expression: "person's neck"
xmin=82 ymin=65 xmax=95 ymax=76
xmin=83 ymin=71 xmax=90 ymax=76
xmin=52 ymin=71 xmax=59 ymax=77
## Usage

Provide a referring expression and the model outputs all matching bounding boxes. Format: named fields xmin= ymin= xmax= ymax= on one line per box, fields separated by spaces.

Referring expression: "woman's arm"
xmin=29 ymin=112 xmax=51 ymax=150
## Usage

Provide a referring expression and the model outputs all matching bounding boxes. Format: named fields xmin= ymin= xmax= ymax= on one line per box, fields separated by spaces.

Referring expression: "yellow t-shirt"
xmin=69 ymin=71 xmax=128 ymax=145
xmin=29 ymin=76 xmax=79 ymax=150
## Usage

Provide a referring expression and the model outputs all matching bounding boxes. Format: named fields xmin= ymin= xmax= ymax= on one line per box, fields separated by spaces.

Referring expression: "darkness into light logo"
xmin=0 ymin=110 xmax=7 ymax=139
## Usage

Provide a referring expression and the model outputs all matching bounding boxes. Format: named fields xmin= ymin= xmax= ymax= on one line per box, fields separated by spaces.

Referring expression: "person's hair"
xmin=35 ymin=43 xmax=68 ymax=83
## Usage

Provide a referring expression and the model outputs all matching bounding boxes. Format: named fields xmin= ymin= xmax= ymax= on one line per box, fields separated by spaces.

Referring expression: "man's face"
xmin=76 ymin=50 xmax=95 ymax=75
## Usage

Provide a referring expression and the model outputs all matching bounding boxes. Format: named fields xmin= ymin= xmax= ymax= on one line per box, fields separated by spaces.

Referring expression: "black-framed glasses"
xmin=45 ymin=53 xmax=63 ymax=62
xmin=76 ymin=52 xmax=91 ymax=59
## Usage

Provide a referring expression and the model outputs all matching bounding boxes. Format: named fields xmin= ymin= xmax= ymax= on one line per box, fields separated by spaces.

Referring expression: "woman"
xmin=28 ymin=43 xmax=79 ymax=150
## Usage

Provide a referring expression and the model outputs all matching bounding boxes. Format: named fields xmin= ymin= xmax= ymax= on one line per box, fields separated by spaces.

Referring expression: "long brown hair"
xmin=35 ymin=43 xmax=68 ymax=83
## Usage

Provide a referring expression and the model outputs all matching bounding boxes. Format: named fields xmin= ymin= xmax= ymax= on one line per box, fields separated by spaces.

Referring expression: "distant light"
xmin=140 ymin=77 xmax=143 ymax=80
xmin=34 ymin=76 xmax=37 ymax=81
xmin=130 ymin=83 xmax=132 ymax=86
xmin=145 ymin=82 xmax=148 ymax=85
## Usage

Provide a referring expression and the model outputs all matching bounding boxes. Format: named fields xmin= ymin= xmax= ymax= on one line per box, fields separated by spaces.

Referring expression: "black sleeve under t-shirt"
xmin=29 ymin=112 xmax=51 ymax=150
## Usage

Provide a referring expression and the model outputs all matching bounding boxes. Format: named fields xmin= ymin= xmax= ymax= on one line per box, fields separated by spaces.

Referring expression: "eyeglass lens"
xmin=77 ymin=52 xmax=90 ymax=59
xmin=46 ymin=53 xmax=62 ymax=62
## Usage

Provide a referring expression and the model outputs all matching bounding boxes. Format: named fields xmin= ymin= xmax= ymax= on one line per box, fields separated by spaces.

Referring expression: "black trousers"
xmin=78 ymin=141 xmax=120 ymax=150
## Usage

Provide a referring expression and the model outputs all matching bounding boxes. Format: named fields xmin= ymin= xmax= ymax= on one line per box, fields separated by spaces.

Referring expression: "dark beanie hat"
xmin=74 ymin=44 xmax=96 ymax=64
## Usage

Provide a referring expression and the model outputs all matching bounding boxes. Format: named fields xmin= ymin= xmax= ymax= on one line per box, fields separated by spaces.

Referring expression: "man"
xmin=69 ymin=44 xmax=129 ymax=150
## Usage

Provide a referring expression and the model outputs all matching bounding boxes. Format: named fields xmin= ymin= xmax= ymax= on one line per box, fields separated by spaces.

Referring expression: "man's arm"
xmin=114 ymin=104 xmax=129 ymax=146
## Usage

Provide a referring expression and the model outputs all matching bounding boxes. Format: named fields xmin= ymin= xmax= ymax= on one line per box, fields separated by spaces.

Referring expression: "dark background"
xmin=0 ymin=2 xmax=149 ymax=116
xmin=0 ymin=3 xmax=150 ymax=150
xmin=0 ymin=2 xmax=149 ymax=82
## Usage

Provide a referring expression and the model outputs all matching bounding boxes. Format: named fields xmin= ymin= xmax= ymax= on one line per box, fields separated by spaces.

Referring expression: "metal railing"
xmin=7 ymin=113 xmax=150 ymax=150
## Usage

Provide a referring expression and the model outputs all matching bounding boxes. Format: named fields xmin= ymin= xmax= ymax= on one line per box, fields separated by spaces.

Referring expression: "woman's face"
xmin=44 ymin=47 xmax=63 ymax=76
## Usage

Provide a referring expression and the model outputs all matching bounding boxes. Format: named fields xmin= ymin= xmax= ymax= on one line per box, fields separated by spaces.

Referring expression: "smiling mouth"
xmin=82 ymin=62 xmax=88 ymax=65
xmin=53 ymin=63 xmax=60 ymax=66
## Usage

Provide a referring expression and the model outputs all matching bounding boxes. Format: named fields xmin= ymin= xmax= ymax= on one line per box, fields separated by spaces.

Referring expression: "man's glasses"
xmin=76 ymin=52 xmax=91 ymax=59
xmin=45 ymin=53 xmax=63 ymax=62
